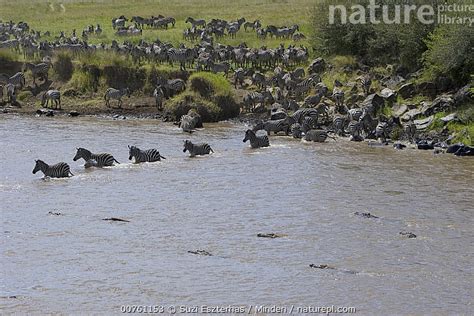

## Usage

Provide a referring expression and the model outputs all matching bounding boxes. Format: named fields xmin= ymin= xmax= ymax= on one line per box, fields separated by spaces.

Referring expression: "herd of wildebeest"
xmin=0 ymin=16 xmax=472 ymax=178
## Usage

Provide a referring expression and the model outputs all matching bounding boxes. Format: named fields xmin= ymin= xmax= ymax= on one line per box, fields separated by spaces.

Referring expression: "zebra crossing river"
xmin=1 ymin=115 xmax=472 ymax=314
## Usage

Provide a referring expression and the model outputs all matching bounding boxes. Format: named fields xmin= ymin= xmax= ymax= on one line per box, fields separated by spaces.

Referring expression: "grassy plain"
xmin=1 ymin=0 xmax=314 ymax=48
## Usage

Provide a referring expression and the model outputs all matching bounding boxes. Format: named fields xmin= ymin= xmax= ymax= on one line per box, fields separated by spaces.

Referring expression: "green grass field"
xmin=1 ymin=0 xmax=314 ymax=48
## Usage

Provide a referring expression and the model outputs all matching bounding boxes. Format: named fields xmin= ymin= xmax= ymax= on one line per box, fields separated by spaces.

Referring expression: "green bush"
xmin=67 ymin=69 xmax=96 ymax=93
xmin=423 ymin=24 xmax=474 ymax=86
xmin=311 ymin=0 xmax=436 ymax=71
xmin=164 ymin=92 xmax=221 ymax=122
xmin=0 ymin=49 xmax=19 ymax=63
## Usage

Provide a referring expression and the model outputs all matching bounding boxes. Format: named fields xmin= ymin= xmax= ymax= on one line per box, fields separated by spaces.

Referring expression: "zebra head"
xmin=128 ymin=145 xmax=138 ymax=160
xmin=32 ymin=159 xmax=45 ymax=174
xmin=183 ymin=140 xmax=192 ymax=153
xmin=243 ymin=129 xmax=255 ymax=143
xmin=252 ymin=120 xmax=264 ymax=132
xmin=73 ymin=147 xmax=90 ymax=161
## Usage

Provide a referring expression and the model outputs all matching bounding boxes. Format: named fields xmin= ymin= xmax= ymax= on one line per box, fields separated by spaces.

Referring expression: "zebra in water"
xmin=128 ymin=145 xmax=166 ymax=163
xmin=252 ymin=117 xmax=294 ymax=136
xmin=404 ymin=120 xmax=417 ymax=143
xmin=301 ymin=116 xmax=318 ymax=133
xmin=291 ymin=108 xmax=320 ymax=125
xmin=242 ymin=91 xmax=265 ymax=112
xmin=153 ymin=85 xmax=164 ymax=110
xmin=73 ymin=147 xmax=119 ymax=167
xmin=32 ymin=159 xmax=73 ymax=178
xmin=24 ymin=62 xmax=50 ymax=85
xmin=290 ymin=123 xmax=303 ymax=139
xmin=304 ymin=130 xmax=335 ymax=142
xmin=0 ymin=72 xmax=26 ymax=89
xmin=243 ymin=129 xmax=270 ymax=149
xmin=346 ymin=120 xmax=363 ymax=141
xmin=332 ymin=114 xmax=347 ymax=136
xmin=183 ymin=140 xmax=213 ymax=157
xmin=104 ymin=87 xmax=130 ymax=108
xmin=41 ymin=90 xmax=61 ymax=109
xmin=180 ymin=111 xmax=202 ymax=133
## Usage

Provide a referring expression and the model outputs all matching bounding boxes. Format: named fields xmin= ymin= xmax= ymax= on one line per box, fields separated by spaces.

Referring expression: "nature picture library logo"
xmin=326 ymin=0 xmax=474 ymax=26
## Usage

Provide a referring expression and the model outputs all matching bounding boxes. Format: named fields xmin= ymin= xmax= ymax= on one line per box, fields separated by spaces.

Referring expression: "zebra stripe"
xmin=359 ymin=75 xmax=372 ymax=96
xmin=24 ymin=62 xmax=50 ymax=84
xmin=183 ymin=140 xmax=213 ymax=157
xmin=252 ymin=117 xmax=293 ymax=136
xmin=291 ymin=108 xmax=320 ymax=124
xmin=304 ymin=130 xmax=334 ymax=143
xmin=5 ymin=83 xmax=15 ymax=104
xmin=375 ymin=121 xmax=390 ymax=142
xmin=41 ymin=90 xmax=61 ymax=109
xmin=73 ymin=147 xmax=119 ymax=167
xmin=348 ymin=108 xmax=363 ymax=121
xmin=0 ymin=72 xmax=25 ymax=89
xmin=243 ymin=129 xmax=270 ymax=148
xmin=104 ymin=87 xmax=130 ymax=108
xmin=404 ymin=121 xmax=417 ymax=143
xmin=290 ymin=123 xmax=303 ymax=139
xmin=333 ymin=114 xmax=347 ymax=136
xmin=332 ymin=87 xmax=344 ymax=107
xmin=346 ymin=120 xmax=362 ymax=138
xmin=32 ymin=159 xmax=73 ymax=178
xmin=159 ymin=78 xmax=186 ymax=97
xmin=128 ymin=145 xmax=165 ymax=163
xmin=292 ymin=77 xmax=317 ymax=98
xmin=153 ymin=86 xmax=164 ymax=110
xmin=168 ymin=48 xmax=195 ymax=71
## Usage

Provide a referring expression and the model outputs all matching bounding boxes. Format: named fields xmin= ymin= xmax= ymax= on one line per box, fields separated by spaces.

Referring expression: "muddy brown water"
xmin=1 ymin=114 xmax=473 ymax=314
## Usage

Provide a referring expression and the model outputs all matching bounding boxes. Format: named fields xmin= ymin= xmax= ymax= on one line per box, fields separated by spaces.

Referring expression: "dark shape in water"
xmin=393 ymin=143 xmax=406 ymax=150
xmin=309 ymin=264 xmax=336 ymax=270
xmin=48 ymin=211 xmax=62 ymax=216
xmin=188 ymin=250 xmax=212 ymax=256
xmin=354 ymin=212 xmax=379 ymax=219
xmin=257 ymin=233 xmax=285 ymax=238
xmin=399 ymin=231 xmax=417 ymax=238
xmin=102 ymin=217 xmax=130 ymax=222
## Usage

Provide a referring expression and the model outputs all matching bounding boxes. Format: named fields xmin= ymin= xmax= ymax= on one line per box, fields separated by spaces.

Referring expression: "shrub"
xmin=0 ymin=48 xmax=19 ymax=63
xmin=54 ymin=51 xmax=74 ymax=81
xmin=188 ymin=72 xmax=239 ymax=120
xmin=164 ymin=92 xmax=220 ymax=122
xmin=423 ymin=24 xmax=474 ymax=86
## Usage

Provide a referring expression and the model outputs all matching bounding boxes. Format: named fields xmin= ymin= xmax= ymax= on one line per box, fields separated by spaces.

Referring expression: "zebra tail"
xmin=69 ymin=171 xmax=74 ymax=176
xmin=160 ymin=155 xmax=166 ymax=160
xmin=114 ymin=158 xmax=120 ymax=164
xmin=210 ymin=147 xmax=214 ymax=153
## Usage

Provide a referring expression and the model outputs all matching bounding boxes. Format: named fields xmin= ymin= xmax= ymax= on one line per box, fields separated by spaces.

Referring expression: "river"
xmin=1 ymin=114 xmax=473 ymax=314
